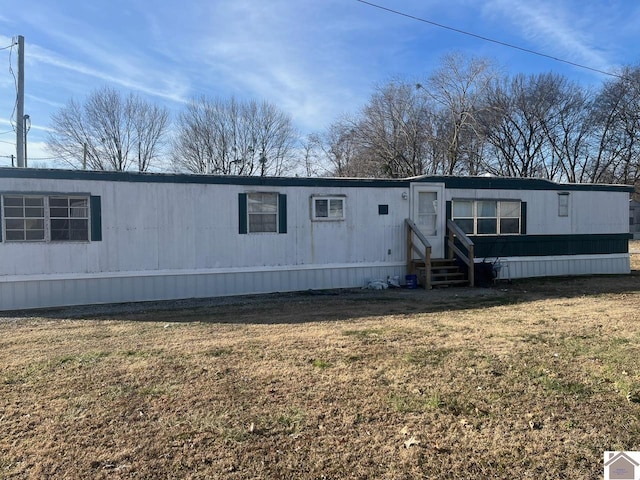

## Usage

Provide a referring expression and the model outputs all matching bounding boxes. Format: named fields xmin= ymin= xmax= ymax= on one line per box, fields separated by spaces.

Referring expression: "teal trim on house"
xmin=0 ymin=168 xmax=409 ymax=189
xmin=469 ymin=233 xmax=630 ymax=258
xmin=238 ymin=193 xmax=247 ymax=234
xmin=278 ymin=194 xmax=287 ymax=234
xmin=0 ymin=168 xmax=633 ymax=193
xmin=414 ymin=175 xmax=634 ymax=193
xmin=90 ymin=196 xmax=102 ymax=241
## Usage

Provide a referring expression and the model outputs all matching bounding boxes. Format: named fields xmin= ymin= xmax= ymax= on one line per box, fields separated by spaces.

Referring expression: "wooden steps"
xmin=413 ymin=258 xmax=469 ymax=288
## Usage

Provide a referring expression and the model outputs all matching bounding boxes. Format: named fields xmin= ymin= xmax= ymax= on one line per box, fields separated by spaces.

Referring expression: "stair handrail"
xmin=405 ymin=218 xmax=432 ymax=290
xmin=446 ymin=219 xmax=475 ymax=287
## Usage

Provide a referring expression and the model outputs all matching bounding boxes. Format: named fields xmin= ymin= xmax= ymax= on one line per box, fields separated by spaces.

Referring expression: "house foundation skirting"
xmin=478 ymin=253 xmax=630 ymax=281
xmin=0 ymin=262 xmax=407 ymax=311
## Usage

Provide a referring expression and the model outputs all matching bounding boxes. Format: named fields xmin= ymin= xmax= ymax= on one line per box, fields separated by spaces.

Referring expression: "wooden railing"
xmin=405 ymin=218 xmax=432 ymax=290
xmin=446 ymin=219 xmax=475 ymax=287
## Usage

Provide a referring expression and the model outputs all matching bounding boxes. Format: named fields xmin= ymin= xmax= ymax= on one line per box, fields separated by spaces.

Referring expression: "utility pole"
xmin=16 ymin=35 xmax=25 ymax=168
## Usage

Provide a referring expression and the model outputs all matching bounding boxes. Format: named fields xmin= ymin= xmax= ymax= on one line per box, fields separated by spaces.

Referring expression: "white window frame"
xmin=558 ymin=193 xmax=569 ymax=217
xmin=452 ymin=199 xmax=522 ymax=236
xmin=247 ymin=192 xmax=279 ymax=234
xmin=2 ymin=194 xmax=90 ymax=243
xmin=311 ymin=196 xmax=345 ymax=221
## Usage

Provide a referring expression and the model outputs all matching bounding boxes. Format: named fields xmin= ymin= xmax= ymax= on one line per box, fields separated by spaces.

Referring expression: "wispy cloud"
xmin=25 ymin=94 xmax=65 ymax=109
xmin=186 ymin=0 xmax=384 ymax=131
xmin=483 ymin=0 xmax=613 ymax=72
xmin=17 ymin=7 xmax=191 ymax=105
xmin=28 ymin=43 xmax=189 ymax=104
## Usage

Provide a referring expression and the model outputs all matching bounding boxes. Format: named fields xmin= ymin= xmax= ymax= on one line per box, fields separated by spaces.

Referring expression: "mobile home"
xmin=0 ymin=168 xmax=632 ymax=311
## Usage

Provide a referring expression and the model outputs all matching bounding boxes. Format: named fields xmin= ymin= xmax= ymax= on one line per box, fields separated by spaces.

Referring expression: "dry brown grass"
xmin=1 ymin=252 xmax=640 ymax=479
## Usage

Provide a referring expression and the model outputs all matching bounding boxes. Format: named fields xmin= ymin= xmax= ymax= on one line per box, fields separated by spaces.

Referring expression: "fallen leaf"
xmin=404 ymin=436 xmax=420 ymax=448
xmin=400 ymin=426 xmax=409 ymax=436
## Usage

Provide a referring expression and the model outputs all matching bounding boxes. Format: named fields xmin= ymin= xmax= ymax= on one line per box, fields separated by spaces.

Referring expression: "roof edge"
xmin=0 ymin=168 xmax=634 ymax=192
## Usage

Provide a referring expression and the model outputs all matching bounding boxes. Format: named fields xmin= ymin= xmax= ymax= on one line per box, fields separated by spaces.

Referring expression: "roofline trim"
xmin=0 ymin=168 xmax=634 ymax=192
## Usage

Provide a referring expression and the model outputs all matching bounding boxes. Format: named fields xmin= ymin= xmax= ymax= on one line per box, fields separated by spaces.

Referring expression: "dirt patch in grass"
xmin=1 ymin=254 xmax=639 ymax=479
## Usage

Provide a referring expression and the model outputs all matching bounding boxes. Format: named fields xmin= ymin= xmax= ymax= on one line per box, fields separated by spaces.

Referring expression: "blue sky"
xmin=1 ymin=0 xmax=639 ymax=167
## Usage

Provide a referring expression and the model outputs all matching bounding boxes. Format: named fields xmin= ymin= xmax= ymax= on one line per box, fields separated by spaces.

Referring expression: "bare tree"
xmin=422 ymin=52 xmax=497 ymax=175
xmin=480 ymin=73 xmax=565 ymax=178
xmin=307 ymin=55 xmax=497 ymax=179
xmin=172 ymin=96 xmax=297 ymax=176
xmin=306 ymin=120 xmax=372 ymax=177
xmin=587 ymin=66 xmax=640 ymax=187
xmin=302 ymin=132 xmax=340 ymax=177
xmin=351 ymin=81 xmax=436 ymax=178
xmin=539 ymin=80 xmax=593 ymax=182
xmin=47 ymin=87 xmax=169 ymax=171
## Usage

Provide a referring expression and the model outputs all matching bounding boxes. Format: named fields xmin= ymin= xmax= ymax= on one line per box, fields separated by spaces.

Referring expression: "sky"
xmin=0 ymin=0 xmax=639 ymax=169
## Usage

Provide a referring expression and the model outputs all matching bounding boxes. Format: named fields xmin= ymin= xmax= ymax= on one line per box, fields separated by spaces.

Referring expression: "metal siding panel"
xmin=2 ymin=256 xmax=626 ymax=311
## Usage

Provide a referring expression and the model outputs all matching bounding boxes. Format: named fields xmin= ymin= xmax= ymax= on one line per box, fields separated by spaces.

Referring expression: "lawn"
xmin=1 ymin=251 xmax=639 ymax=479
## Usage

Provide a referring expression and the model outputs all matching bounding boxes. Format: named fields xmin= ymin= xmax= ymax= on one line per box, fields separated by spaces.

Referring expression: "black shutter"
xmin=520 ymin=202 xmax=527 ymax=235
xmin=90 ymin=195 xmax=102 ymax=241
xmin=238 ymin=193 xmax=247 ymax=234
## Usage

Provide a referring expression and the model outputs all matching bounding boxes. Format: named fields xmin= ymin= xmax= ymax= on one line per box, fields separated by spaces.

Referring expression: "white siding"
xmin=0 ymin=179 xmax=408 ymax=276
xmin=0 ymin=263 xmax=407 ymax=311
xmin=487 ymin=254 xmax=630 ymax=280
xmin=446 ymin=188 xmax=629 ymax=235
xmin=0 ymin=177 xmax=410 ymax=309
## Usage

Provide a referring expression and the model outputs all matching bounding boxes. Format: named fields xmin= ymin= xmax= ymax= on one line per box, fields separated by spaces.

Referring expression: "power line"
xmin=355 ymin=0 xmax=625 ymax=80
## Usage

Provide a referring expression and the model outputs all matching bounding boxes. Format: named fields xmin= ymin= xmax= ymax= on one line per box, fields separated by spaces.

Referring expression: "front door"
xmin=411 ymin=183 xmax=445 ymax=258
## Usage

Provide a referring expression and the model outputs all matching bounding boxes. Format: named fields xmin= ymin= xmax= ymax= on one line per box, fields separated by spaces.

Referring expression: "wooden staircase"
xmin=413 ymin=258 xmax=469 ymax=288
xmin=406 ymin=218 xmax=475 ymax=290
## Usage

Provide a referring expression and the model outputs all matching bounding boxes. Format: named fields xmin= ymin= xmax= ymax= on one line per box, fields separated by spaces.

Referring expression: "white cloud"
xmin=27 ymin=43 xmax=189 ymax=105
xmin=483 ymin=0 xmax=613 ymax=72
xmin=26 ymin=94 xmax=65 ymax=109
xmin=185 ymin=0 xmax=378 ymax=132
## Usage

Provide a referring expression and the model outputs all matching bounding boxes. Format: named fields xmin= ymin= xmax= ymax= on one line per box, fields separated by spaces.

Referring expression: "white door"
xmin=411 ymin=184 xmax=445 ymax=258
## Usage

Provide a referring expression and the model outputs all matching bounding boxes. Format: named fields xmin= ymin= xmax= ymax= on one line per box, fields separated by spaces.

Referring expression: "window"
xmin=477 ymin=200 xmax=497 ymax=234
xmin=239 ymin=192 xmax=287 ymax=234
xmin=312 ymin=196 xmax=345 ymax=221
xmin=452 ymin=200 xmax=474 ymax=235
xmin=452 ymin=200 xmax=522 ymax=235
xmin=558 ymin=193 xmax=569 ymax=217
xmin=2 ymin=195 xmax=90 ymax=242
xmin=248 ymin=192 xmax=278 ymax=233
xmin=3 ymin=196 xmax=45 ymax=241
xmin=418 ymin=191 xmax=438 ymax=235
xmin=50 ymin=197 xmax=89 ymax=241
xmin=499 ymin=201 xmax=521 ymax=234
